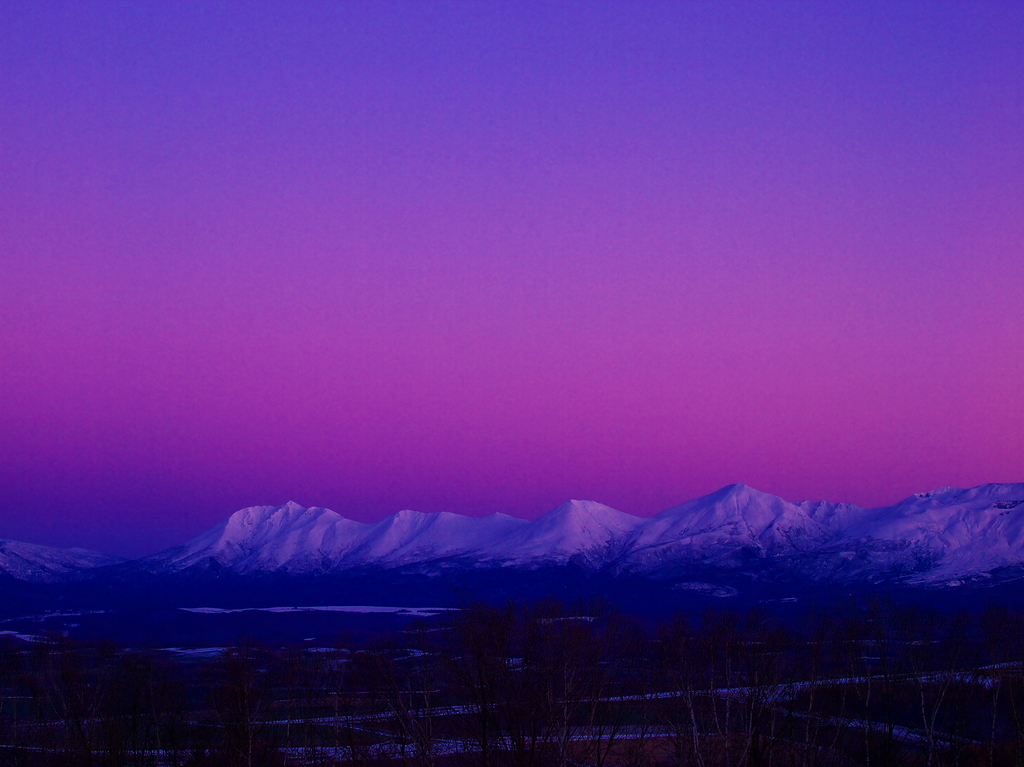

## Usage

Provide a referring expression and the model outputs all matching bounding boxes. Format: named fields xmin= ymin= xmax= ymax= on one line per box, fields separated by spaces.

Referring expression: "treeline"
xmin=3 ymin=600 xmax=1024 ymax=766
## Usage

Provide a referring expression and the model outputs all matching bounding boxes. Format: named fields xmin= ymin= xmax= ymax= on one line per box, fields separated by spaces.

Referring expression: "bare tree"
xmin=208 ymin=641 xmax=284 ymax=767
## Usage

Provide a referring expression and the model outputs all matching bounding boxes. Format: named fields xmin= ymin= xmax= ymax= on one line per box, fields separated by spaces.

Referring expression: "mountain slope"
xmin=620 ymin=484 xmax=841 ymax=571
xmin=817 ymin=483 xmax=1024 ymax=584
xmin=138 ymin=502 xmax=367 ymax=574
xmin=480 ymin=500 xmax=643 ymax=565
xmin=339 ymin=509 xmax=528 ymax=567
xmin=0 ymin=539 xmax=124 ymax=583
xmin=136 ymin=503 xmax=529 ymax=575
xmin=18 ymin=482 xmax=1024 ymax=594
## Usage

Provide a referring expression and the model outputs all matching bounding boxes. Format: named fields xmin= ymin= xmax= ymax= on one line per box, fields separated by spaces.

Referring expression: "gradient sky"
xmin=2 ymin=2 xmax=1022 ymax=557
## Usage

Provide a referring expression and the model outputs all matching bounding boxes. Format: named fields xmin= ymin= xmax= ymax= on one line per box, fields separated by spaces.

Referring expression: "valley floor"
xmin=2 ymin=598 xmax=1024 ymax=765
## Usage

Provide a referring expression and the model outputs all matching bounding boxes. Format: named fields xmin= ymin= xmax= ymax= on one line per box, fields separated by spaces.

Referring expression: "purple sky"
xmin=2 ymin=2 xmax=1022 ymax=557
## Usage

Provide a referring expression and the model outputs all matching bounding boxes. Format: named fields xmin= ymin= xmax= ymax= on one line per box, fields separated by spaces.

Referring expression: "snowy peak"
xmin=895 ymin=483 xmax=1024 ymax=510
xmin=140 ymin=503 xmax=530 ymax=575
xmin=344 ymin=510 xmax=528 ymax=566
xmin=481 ymin=500 xmax=644 ymax=564
xmin=60 ymin=481 xmax=1024 ymax=588
xmin=0 ymin=539 xmax=123 ymax=583
xmin=795 ymin=499 xmax=869 ymax=530
xmin=625 ymin=483 xmax=834 ymax=564
xmin=219 ymin=502 xmax=348 ymax=548
xmin=142 ymin=502 xmax=367 ymax=574
xmin=832 ymin=483 xmax=1024 ymax=582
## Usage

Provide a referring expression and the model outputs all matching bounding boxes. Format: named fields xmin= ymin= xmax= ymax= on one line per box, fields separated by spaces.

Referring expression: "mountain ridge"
xmin=6 ymin=482 xmax=1024 ymax=593
xmin=0 ymin=539 xmax=124 ymax=583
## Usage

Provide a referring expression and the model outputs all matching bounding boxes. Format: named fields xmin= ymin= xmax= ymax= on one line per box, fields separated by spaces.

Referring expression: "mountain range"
xmin=5 ymin=483 xmax=1024 ymax=603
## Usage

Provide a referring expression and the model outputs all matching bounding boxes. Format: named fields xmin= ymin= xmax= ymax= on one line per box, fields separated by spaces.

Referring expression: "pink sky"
xmin=1 ymin=2 xmax=1022 ymax=555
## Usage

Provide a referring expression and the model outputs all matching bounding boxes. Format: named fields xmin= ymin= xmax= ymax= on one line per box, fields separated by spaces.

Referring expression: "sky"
xmin=1 ymin=2 xmax=1022 ymax=557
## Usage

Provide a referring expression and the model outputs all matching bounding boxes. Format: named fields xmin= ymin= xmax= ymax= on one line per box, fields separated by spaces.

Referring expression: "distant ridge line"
xmin=7 ymin=482 xmax=1024 ymax=591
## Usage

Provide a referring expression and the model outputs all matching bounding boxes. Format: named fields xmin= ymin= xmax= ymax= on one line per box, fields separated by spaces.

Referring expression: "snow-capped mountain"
xmin=124 ymin=482 xmax=1024 ymax=587
xmin=813 ymin=483 xmax=1024 ymax=584
xmin=140 ymin=499 xmax=646 ymax=575
xmin=138 ymin=501 xmax=529 ymax=574
xmin=139 ymin=502 xmax=366 ymax=574
xmin=621 ymin=484 xmax=840 ymax=570
xmin=7 ymin=482 xmax=1024 ymax=592
xmin=0 ymin=539 xmax=123 ymax=583
xmin=344 ymin=509 xmax=527 ymax=566
xmin=479 ymin=500 xmax=644 ymax=566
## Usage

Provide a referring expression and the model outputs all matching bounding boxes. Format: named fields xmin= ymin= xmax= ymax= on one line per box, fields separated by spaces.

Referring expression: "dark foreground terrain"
xmin=3 ymin=599 xmax=1024 ymax=766
xmin=8 ymin=556 xmax=1024 ymax=648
